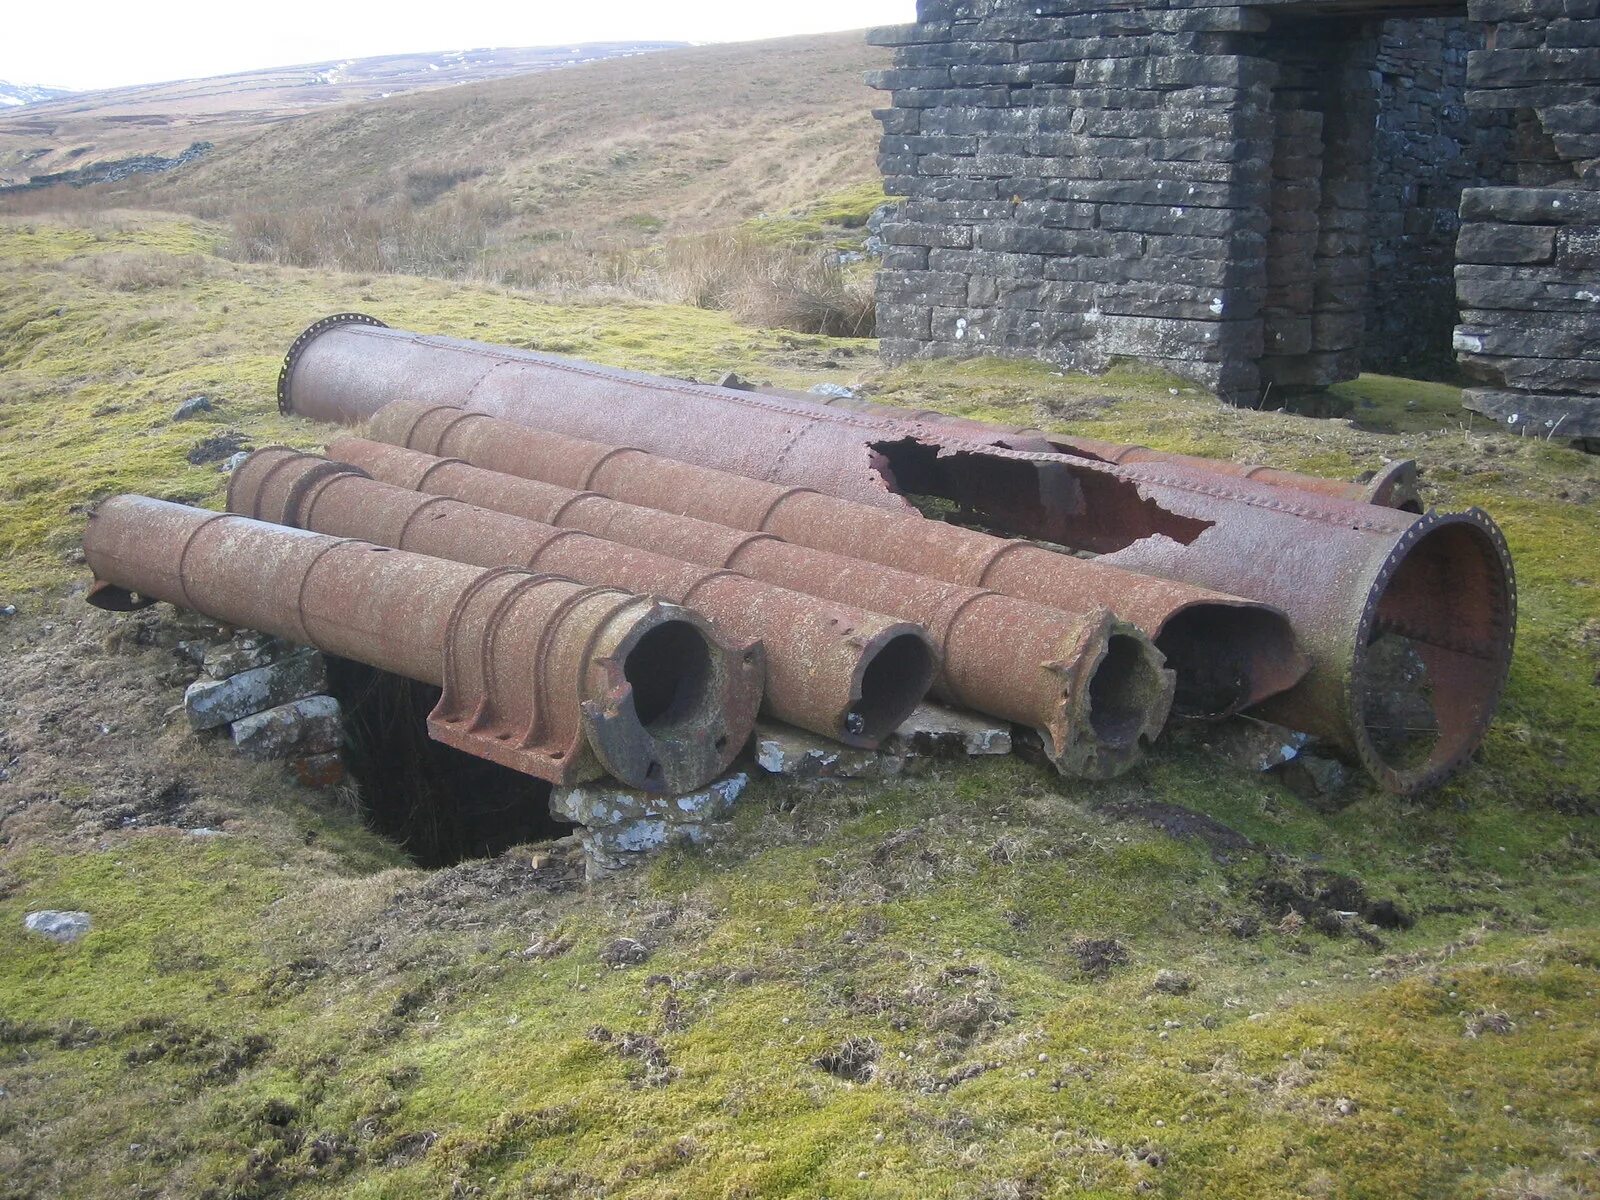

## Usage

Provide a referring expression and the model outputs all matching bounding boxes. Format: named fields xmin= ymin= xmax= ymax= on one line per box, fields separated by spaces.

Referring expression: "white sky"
xmin=3 ymin=0 xmax=918 ymax=92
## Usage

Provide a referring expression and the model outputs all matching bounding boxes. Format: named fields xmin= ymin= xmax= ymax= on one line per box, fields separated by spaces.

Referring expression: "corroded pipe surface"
xmin=787 ymin=389 xmax=1423 ymax=511
xmin=328 ymin=437 xmax=1175 ymax=780
xmin=228 ymin=448 xmax=935 ymax=747
xmin=364 ymin=400 xmax=1303 ymax=722
xmin=82 ymin=495 xmax=760 ymax=792
xmin=282 ymin=319 xmax=1514 ymax=793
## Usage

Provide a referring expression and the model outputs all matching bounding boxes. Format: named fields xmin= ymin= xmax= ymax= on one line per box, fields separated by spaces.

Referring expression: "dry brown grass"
xmin=222 ymin=196 xmax=877 ymax=337
xmin=81 ymin=251 xmax=211 ymax=291
xmin=639 ymin=231 xmax=876 ymax=337
xmin=30 ymin=34 xmax=887 ymax=245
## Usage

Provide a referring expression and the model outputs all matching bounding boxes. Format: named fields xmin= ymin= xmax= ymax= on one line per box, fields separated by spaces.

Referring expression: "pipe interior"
xmin=1358 ymin=520 xmax=1510 ymax=779
xmin=623 ymin=619 xmax=714 ymax=732
xmin=1155 ymin=606 xmax=1259 ymax=718
xmin=848 ymin=631 xmax=936 ymax=743
xmin=1086 ymin=633 xmax=1156 ymax=748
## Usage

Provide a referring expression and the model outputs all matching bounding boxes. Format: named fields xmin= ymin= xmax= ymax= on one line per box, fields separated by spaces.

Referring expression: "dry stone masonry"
xmin=868 ymin=0 xmax=1600 ymax=436
xmin=181 ymin=632 xmax=346 ymax=786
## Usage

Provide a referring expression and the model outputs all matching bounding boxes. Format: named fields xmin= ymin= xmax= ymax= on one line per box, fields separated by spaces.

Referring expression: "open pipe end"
xmin=277 ymin=313 xmax=388 ymax=417
xmin=1046 ymin=617 xmax=1176 ymax=780
xmin=839 ymin=625 xmax=938 ymax=748
xmin=1348 ymin=508 xmax=1515 ymax=795
xmin=584 ymin=603 xmax=765 ymax=793
xmin=86 ymin=579 xmax=155 ymax=611
xmin=1156 ymin=602 xmax=1310 ymax=719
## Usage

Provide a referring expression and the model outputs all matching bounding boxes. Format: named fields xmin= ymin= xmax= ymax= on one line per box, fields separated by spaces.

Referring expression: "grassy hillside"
xmin=6 ymin=34 xmax=889 ymax=251
xmin=2 ymin=35 xmax=894 ymax=338
xmin=0 ymin=43 xmax=688 ymax=184
xmin=1 ymin=214 xmax=1598 ymax=1199
xmin=155 ymin=33 xmax=888 ymax=237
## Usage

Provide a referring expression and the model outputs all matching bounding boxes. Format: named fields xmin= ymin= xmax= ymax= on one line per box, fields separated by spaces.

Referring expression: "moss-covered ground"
xmin=1 ymin=214 xmax=1597 ymax=1199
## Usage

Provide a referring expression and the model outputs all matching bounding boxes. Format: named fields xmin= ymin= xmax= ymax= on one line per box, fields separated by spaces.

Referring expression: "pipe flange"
xmin=277 ymin=313 xmax=388 ymax=415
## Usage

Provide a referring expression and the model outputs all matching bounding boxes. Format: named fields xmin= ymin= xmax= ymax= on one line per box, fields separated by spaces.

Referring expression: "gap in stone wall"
xmin=325 ymin=657 xmax=571 ymax=868
xmin=1365 ymin=16 xmax=1515 ymax=379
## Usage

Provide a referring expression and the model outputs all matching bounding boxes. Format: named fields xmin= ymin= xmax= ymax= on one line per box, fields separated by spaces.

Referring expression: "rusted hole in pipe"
xmin=849 ymin=631 xmax=938 ymax=743
xmin=327 ymin=657 xmax=569 ymax=868
xmin=623 ymin=620 xmax=712 ymax=731
xmin=1087 ymin=633 xmax=1158 ymax=749
xmin=868 ymin=437 xmax=1211 ymax=553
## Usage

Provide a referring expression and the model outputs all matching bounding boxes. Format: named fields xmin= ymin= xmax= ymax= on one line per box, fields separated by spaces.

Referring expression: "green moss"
xmin=745 ymin=180 xmax=890 ymax=246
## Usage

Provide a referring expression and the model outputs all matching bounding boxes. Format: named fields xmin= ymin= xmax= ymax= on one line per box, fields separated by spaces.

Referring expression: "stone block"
xmin=881 ymin=244 xmax=930 ymax=271
xmin=1461 ymin=188 xmax=1600 ymax=226
xmin=202 ymin=632 xmax=285 ymax=680
xmin=24 ymin=910 xmax=92 ymax=943
xmin=1100 ymin=203 xmax=1267 ymax=238
xmin=882 ymin=221 xmax=974 ymax=249
xmin=230 ymin=696 xmax=342 ymax=761
xmin=1456 ymin=264 xmax=1600 ymax=313
xmin=291 ymin=752 xmax=346 ymax=789
xmin=885 ymin=704 xmax=1012 ymax=759
xmin=552 ymin=773 xmax=750 ymax=877
xmin=1468 ymin=47 xmax=1600 ymax=87
xmin=1463 ymin=387 xmax=1600 ymax=437
xmin=552 ymin=771 xmax=747 ymax=830
xmin=1095 ymin=314 xmax=1264 ymax=360
xmin=184 ymin=647 xmax=326 ymax=731
xmin=1459 ymin=349 xmax=1600 ymax=393
xmin=755 ymin=725 xmax=905 ymax=780
xmin=976 ymin=225 xmax=1138 ymax=256
xmin=1458 ymin=308 xmax=1600 ymax=357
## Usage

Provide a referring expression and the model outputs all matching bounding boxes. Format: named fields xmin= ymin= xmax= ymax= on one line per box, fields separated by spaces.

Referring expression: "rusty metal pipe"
xmin=364 ymin=400 xmax=1304 ymax=722
xmin=227 ymin=447 xmax=935 ymax=747
xmin=280 ymin=319 xmax=1513 ymax=792
xmin=82 ymin=495 xmax=760 ymax=792
xmin=327 ymin=438 xmax=1174 ymax=780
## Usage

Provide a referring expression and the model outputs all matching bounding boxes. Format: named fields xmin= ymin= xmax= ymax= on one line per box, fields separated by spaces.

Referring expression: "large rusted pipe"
xmin=325 ymin=438 xmax=1175 ymax=780
xmin=363 ymin=401 xmax=1303 ymax=722
xmin=227 ymin=448 xmax=935 ymax=748
xmin=280 ymin=318 xmax=1514 ymax=793
xmin=82 ymin=495 xmax=761 ymax=792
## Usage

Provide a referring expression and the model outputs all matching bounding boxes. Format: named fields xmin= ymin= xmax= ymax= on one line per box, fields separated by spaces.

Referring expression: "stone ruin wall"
xmin=868 ymin=0 xmax=1600 ymax=436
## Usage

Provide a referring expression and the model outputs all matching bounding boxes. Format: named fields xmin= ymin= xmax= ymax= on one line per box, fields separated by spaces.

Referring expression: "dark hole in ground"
xmin=325 ymin=657 xmax=570 ymax=868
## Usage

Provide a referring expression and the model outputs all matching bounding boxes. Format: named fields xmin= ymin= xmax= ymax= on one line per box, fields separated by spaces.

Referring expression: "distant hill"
xmin=0 ymin=80 xmax=74 ymax=108
xmin=0 ymin=43 xmax=686 ymax=184
xmin=139 ymin=33 xmax=890 ymax=242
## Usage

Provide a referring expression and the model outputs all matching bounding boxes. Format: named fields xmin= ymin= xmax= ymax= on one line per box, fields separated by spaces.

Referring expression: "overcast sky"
xmin=4 ymin=0 xmax=918 ymax=91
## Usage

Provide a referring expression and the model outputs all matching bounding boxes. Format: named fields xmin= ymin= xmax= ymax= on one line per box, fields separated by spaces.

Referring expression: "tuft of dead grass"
xmin=633 ymin=230 xmax=875 ymax=337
